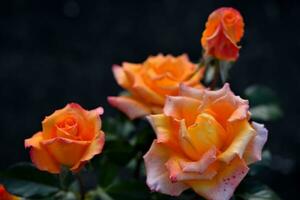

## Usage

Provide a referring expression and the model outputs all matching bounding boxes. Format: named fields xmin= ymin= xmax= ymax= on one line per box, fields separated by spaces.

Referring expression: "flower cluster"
xmin=14 ymin=7 xmax=269 ymax=200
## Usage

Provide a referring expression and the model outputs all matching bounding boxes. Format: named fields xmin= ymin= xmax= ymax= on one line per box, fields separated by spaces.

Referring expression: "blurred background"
xmin=0 ymin=0 xmax=299 ymax=198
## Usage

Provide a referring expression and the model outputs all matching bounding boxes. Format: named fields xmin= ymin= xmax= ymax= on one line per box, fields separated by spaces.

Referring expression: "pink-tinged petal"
xmin=179 ymin=84 xmax=205 ymax=100
xmin=179 ymin=147 xmax=217 ymax=173
xmin=200 ymin=83 xmax=249 ymax=126
xmin=244 ymin=122 xmax=268 ymax=164
xmin=72 ymin=131 xmax=105 ymax=171
xmin=107 ymin=96 xmax=151 ymax=119
xmin=24 ymin=132 xmax=60 ymax=174
xmin=146 ymin=114 xmax=180 ymax=149
xmin=143 ymin=141 xmax=189 ymax=196
xmin=165 ymin=157 xmax=217 ymax=182
xmin=218 ymin=120 xmax=255 ymax=163
xmin=164 ymin=96 xmax=201 ymax=126
xmin=189 ymin=157 xmax=249 ymax=200
xmin=112 ymin=65 xmax=131 ymax=88
xmin=42 ymin=137 xmax=90 ymax=167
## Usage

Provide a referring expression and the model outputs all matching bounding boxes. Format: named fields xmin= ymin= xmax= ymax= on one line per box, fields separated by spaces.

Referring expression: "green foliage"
xmin=244 ymin=85 xmax=283 ymax=121
xmin=0 ymin=163 xmax=60 ymax=199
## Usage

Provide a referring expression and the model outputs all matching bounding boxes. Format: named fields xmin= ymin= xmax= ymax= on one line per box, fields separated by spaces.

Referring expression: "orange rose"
xmin=143 ymin=84 xmax=268 ymax=200
xmin=25 ymin=103 xmax=105 ymax=174
xmin=0 ymin=185 xmax=19 ymax=200
xmin=201 ymin=7 xmax=244 ymax=61
xmin=108 ymin=54 xmax=204 ymax=119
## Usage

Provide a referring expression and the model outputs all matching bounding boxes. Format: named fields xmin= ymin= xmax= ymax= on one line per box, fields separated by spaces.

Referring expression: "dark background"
xmin=0 ymin=0 xmax=299 ymax=199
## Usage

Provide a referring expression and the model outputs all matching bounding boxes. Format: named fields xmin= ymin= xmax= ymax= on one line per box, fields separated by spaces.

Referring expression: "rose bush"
xmin=143 ymin=83 xmax=268 ymax=200
xmin=25 ymin=103 xmax=105 ymax=174
xmin=108 ymin=54 xmax=204 ymax=119
xmin=201 ymin=7 xmax=244 ymax=61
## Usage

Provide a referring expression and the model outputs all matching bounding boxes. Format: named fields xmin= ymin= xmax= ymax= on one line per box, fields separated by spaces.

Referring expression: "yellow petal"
xmin=218 ymin=120 xmax=255 ymax=163
xmin=180 ymin=113 xmax=226 ymax=160
xmin=147 ymin=114 xmax=180 ymax=150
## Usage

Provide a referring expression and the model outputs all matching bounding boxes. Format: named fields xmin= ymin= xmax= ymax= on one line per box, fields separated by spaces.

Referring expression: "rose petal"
xmin=189 ymin=156 xmax=249 ymax=200
xmin=179 ymin=147 xmax=217 ymax=173
xmin=183 ymin=67 xmax=205 ymax=86
xmin=164 ymin=96 xmax=201 ymax=126
xmin=244 ymin=122 xmax=268 ymax=164
xmin=218 ymin=120 xmax=255 ymax=163
xmin=165 ymin=157 xmax=217 ymax=182
xmin=112 ymin=65 xmax=131 ymax=88
xmin=24 ymin=132 xmax=60 ymax=173
xmin=205 ymin=24 xmax=240 ymax=61
xmin=143 ymin=141 xmax=189 ymax=196
xmin=147 ymin=114 xmax=180 ymax=150
xmin=43 ymin=137 xmax=90 ymax=167
xmin=108 ymin=96 xmax=151 ymax=119
xmin=72 ymin=131 xmax=105 ymax=171
xmin=132 ymin=76 xmax=165 ymax=105
xmin=180 ymin=113 xmax=226 ymax=160
xmin=179 ymin=84 xmax=205 ymax=100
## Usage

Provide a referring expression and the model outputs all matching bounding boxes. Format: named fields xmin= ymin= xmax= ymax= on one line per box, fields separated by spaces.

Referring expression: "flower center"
xmin=56 ymin=116 xmax=78 ymax=136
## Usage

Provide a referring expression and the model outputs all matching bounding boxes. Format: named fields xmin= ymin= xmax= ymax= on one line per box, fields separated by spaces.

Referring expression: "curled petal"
xmin=206 ymin=24 xmax=240 ymax=61
xmin=108 ymin=96 xmax=151 ymax=119
xmin=244 ymin=122 xmax=268 ymax=164
xmin=146 ymin=114 xmax=180 ymax=149
xmin=43 ymin=137 xmax=90 ymax=167
xmin=189 ymin=157 xmax=249 ymax=200
xmin=24 ymin=132 xmax=60 ymax=173
xmin=164 ymin=96 xmax=201 ymax=126
xmin=179 ymin=84 xmax=205 ymax=100
xmin=72 ymin=131 xmax=105 ymax=171
xmin=112 ymin=65 xmax=131 ymax=88
xmin=218 ymin=120 xmax=255 ymax=163
xmin=165 ymin=157 xmax=217 ymax=183
xmin=179 ymin=147 xmax=217 ymax=173
xmin=143 ymin=141 xmax=189 ymax=196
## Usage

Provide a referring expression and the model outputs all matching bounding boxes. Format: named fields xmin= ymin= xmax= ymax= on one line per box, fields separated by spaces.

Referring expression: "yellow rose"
xmin=108 ymin=54 xmax=204 ymax=119
xmin=25 ymin=103 xmax=105 ymax=174
xmin=143 ymin=84 xmax=268 ymax=200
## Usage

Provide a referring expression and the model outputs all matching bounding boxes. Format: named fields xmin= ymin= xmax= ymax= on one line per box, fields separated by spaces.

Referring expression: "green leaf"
xmin=244 ymin=85 xmax=278 ymax=106
xmin=0 ymin=163 xmax=60 ymax=198
xmin=250 ymin=104 xmax=283 ymax=121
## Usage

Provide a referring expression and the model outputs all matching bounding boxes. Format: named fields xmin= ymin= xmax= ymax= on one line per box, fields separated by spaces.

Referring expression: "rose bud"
xmin=201 ymin=7 xmax=244 ymax=61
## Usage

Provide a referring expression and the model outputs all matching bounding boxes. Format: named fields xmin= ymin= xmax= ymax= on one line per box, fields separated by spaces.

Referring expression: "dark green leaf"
xmin=0 ymin=163 xmax=60 ymax=198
